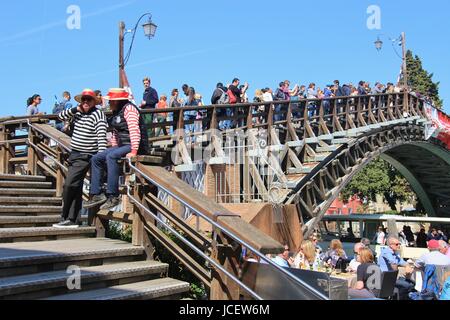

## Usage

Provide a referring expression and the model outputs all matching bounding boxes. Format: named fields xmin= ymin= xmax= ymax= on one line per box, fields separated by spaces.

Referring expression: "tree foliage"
xmin=341 ymin=158 xmax=415 ymax=210
xmin=406 ymin=50 xmax=443 ymax=108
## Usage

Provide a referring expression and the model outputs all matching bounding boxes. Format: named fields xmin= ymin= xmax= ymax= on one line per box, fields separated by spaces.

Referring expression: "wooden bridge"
xmin=0 ymin=91 xmax=448 ymax=300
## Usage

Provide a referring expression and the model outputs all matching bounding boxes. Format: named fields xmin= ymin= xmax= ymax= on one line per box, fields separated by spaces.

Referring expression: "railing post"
xmin=132 ymin=175 xmax=155 ymax=260
xmin=55 ymin=147 xmax=64 ymax=197
xmin=0 ymin=124 xmax=7 ymax=174
xmin=210 ymin=229 xmax=242 ymax=300
xmin=27 ymin=125 xmax=37 ymax=175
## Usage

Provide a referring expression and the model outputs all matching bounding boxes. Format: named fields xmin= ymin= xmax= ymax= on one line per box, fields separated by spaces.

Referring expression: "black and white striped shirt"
xmin=58 ymin=107 xmax=108 ymax=153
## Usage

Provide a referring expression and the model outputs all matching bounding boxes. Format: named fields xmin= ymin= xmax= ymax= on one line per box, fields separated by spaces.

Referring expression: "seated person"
xmin=294 ymin=240 xmax=320 ymax=270
xmin=439 ymin=240 xmax=450 ymax=258
xmin=378 ymin=236 xmax=414 ymax=300
xmin=348 ymin=248 xmax=381 ymax=299
xmin=84 ymin=88 xmax=149 ymax=210
xmin=309 ymin=233 xmax=323 ymax=254
xmin=414 ymin=240 xmax=450 ymax=269
xmin=322 ymin=239 xmax=348 ymax=268
xmin=348 ymin=242 xmax=366 ymax=273
xmin=361 ymin=237 xmax=377 ymax=262
xmin=272 ymin=244 xmax=292 ymax=268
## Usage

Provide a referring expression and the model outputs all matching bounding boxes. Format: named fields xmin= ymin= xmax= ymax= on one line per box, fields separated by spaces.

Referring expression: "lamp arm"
xmin=123 ymin=13 xmax=153 ymax=67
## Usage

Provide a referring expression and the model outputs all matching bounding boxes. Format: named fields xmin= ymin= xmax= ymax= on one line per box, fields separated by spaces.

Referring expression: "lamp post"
xmin=375 ymin=32 xmax=409 ymax=113
xmin=119 ymin=13 xmax=157 ymax=87
xmin=374 ymin=32 xmax=408 ymax=91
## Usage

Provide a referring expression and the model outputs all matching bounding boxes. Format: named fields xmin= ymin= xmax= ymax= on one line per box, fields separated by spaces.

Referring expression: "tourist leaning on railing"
xmin=53 ymin=89 xmax=108 ymax=229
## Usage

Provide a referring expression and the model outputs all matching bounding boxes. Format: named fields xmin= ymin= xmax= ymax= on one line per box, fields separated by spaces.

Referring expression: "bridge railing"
xmin=139 ymin=91 xmax=429 ymax=143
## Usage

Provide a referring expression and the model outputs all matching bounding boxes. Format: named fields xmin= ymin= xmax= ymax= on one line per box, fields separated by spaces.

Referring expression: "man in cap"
xmin=415 ymin=240 xmax=450 ymax=269
xmin=53 ymin=89 xmax=108 ymax=228
xmin=84 ymin=88 xmax=149 ymax=210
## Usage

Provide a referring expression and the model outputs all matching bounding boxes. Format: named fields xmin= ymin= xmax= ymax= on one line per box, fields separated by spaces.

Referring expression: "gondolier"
xmin=84 ymin=88 xmax=148 ymax=210
xmin=53 ymin=89 xmax=108 ymax=228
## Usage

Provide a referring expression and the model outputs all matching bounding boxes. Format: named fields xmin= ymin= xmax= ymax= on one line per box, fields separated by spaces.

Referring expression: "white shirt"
xmin=348 ymin=259 xmax=361 ymax=272
xmin=262 ymin=92 xmax=273 ymax=102
xmin=415 ymin=251 xmax=450 ymax=268
xmin=376 ymin=231 xmax=385 ymax=245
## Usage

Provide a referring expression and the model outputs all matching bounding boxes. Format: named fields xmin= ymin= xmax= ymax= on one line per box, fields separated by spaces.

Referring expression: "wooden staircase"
xmin=0 ymin=174 xmax=190 ymax=300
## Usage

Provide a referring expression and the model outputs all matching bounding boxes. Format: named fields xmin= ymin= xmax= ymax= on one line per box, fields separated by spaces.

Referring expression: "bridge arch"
xmin=284 ymin=124 xmax=450 ymax=238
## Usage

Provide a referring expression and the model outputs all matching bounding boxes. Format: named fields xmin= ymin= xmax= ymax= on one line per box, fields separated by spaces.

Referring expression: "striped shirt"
xmin=58 ymin=107 xmax=108 ymax=153
xmin=110 ymin=104 xmax=141 ymax=152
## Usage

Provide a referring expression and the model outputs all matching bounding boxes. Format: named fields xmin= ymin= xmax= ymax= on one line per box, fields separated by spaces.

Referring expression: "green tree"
xmin=341 ymin=158 xmax=415 ymax=211
xmin=406 ymin=50 xmax=443 ymax=108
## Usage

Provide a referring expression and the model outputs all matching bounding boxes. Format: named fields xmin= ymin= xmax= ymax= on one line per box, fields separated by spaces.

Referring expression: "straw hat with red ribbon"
xmin=104 ymin=88 xmax=131 ymax=101
xmin=74 ymin=88 xmax=102 ymax=105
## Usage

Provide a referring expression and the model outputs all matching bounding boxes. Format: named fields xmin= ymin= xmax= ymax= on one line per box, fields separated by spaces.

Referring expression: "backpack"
xmin=274 ymin=88 xmax=286 ymax=101
xmin=217 ymin=88 xmax=229 ymax=104
xmin=52 ymin=101 xmax=66 ymax=115
xmin=227 ymin=89 xmax=237 ymax=104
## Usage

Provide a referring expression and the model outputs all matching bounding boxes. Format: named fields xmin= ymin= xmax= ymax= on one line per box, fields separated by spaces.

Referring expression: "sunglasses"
xmin=81 ymin=97 xmax=94 ymax=103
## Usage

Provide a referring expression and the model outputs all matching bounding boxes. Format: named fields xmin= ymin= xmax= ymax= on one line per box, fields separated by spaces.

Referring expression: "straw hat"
xmin=104 ymin=88 xmax=131 ymax=101
xmin=74 ymin=88 xmax=102 ymax=104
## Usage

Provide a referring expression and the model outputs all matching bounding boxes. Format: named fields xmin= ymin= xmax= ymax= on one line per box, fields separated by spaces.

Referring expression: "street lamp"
xmin=119 ymin=13 xmax=157 ymax=87
xmin=374 ymin=32 xmax=408 ymax=91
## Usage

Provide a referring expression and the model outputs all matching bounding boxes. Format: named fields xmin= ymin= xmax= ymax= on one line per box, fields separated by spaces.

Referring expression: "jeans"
xmin=219 ymin=108 xmax=233 ymax=130
xmin=274 ymin=104 xmax=283 ymax=122
xmin=90 ymin=146 xmax=131 ymax=197
xmin=62 ymin=151 xmax=92 ymax=222
xmin=395 ymin=277 xmax=415 ymax=300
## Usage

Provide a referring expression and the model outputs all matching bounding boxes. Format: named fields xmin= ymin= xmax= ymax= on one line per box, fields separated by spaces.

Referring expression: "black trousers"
xmin=61 ymin=151 xmax=92 ymax=222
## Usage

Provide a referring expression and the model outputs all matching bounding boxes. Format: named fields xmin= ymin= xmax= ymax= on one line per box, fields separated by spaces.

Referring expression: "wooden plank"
xmin=32 ymin=124 xmax=71 ymax=151
xmin=96 ymin=210 xmax=134 ymax=224
xmin=216 ymin=216 xmax=283 ymax=254
xmin=137 ymin=164 xmax=238 ymax=221
xmin=136 ymin=164 xmax=282 ymax=254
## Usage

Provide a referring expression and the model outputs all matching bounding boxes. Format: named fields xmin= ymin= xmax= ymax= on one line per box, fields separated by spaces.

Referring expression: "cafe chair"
xmin=376 ymin=270 xmax=399 ymax=300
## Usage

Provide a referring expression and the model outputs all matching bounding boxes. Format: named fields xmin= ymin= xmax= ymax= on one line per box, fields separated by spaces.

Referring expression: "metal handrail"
xmin=27 ymin=120 xmax=72 ymax=153
xmin=27 ymin=139 xmax=67 ymax=171
xmin=127 ymin=158 xmax=329 ymax=300
xmin=126 ymin=186 xmax=263 ymax=300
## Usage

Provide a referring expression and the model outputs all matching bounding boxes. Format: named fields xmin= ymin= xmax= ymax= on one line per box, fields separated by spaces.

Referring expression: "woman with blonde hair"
xmin=323 ymin=239 xmax=348 ymax=268
xmin=294 ymin=240 xmax=319 ymax=270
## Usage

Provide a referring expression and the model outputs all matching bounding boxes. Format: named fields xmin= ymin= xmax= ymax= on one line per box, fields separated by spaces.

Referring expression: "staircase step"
xmin=0 ymin=238 xmax=145 ymax=277
xmin=0 ymin=181 xmax=53 ymax=189
xmin=0 ymin=189 xmax=56 ymax=197
xmin=0 ymin=206 xmax=62 ymax=214
xmin=0 ymin=174 xmax=47 ymax=182
xmin=0 ymin=226 xmax=95 ymax=243
xmin=0 ymin=261 xmax=169 ymax=299
xmin=0 ymin=215 xmax=61 ymax=228
xmin=43 ymin=277 xmax=190 ymax=300
xmin=0 ymin=197 xmax=62 ymax=205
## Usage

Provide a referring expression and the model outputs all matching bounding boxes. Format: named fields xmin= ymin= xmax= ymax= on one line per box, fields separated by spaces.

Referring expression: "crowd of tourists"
xmin=26 ymin=76 xmax=440 ymax=138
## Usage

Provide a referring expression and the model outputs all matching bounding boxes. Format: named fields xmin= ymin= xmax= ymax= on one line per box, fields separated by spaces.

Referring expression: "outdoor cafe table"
xmin=330 ymin=272 xmax=357 ymax=289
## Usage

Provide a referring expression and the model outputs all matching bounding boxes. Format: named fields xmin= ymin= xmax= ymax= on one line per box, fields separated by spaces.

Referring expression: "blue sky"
xmin=0 ymin=0 xmax=449 ymax=116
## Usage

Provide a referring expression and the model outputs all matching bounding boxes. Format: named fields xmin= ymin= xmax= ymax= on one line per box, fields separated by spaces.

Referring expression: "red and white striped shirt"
xmin=110 ymin=105 xmax=141 ymax=153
